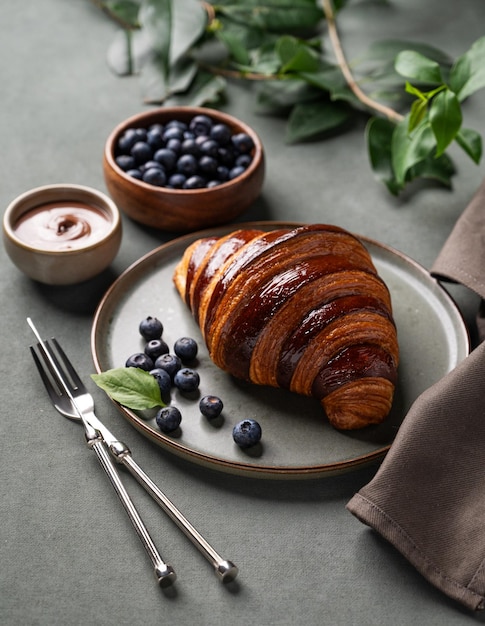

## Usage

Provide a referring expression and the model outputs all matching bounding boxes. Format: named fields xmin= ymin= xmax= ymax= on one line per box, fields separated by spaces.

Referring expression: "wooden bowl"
xmin=103 ymin=107 xmax=265 ymax=232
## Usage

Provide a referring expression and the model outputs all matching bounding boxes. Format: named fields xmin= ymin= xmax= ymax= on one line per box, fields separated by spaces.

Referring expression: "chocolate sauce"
xmin=14 ymin=201 xmax=111 ymax=250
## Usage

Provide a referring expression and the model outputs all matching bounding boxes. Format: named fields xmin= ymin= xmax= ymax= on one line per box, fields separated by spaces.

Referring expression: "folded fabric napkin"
xmin=347 ymin=177 xmax=485 ymax=611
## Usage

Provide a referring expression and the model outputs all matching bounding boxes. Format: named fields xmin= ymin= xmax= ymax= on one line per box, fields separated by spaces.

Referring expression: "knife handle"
xmin=83 ymin=425 xmax=176 ymax=588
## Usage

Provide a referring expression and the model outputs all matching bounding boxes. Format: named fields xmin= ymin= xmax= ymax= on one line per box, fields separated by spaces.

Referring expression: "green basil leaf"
xmin=395 ymin=50 xmax=443 ymax=84
xmin=391 ymin=116 xmax=436 ymax=185
xmin=455 ymin=128 xmax=482 ymax=164
xmin=451 ymin=36 xmax=485 ymax=101
xmin=366 ymin=117 xmax=402 ymax=195
xmin=91 ymin=367 xmax=164 ymax=410
xmin=285 ymin=100 xmax=351 ymax=143
xmin=429 ymin=89 xmax=462 ymax=156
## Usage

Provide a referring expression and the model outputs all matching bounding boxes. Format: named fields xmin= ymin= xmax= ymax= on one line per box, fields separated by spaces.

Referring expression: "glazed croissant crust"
xmin=173 ymin=224 xmax=399 ymax=430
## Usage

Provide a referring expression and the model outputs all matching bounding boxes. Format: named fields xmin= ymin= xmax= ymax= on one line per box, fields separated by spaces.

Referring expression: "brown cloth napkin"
xmin=347 ymin=177 xmax=485 ymax=611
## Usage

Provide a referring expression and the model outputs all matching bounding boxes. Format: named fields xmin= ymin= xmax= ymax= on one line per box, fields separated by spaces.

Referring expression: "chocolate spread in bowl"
xmin=14 ymin=201 xmax=111 ymax=250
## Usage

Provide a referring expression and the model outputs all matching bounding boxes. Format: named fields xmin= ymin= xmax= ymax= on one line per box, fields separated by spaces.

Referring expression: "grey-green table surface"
xmin=2 ymin=2 xmax=485 ymax=624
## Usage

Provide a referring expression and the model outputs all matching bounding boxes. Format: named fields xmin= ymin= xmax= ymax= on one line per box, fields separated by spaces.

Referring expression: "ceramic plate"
xmin=91 ymin=222 xmax=470 ymax=479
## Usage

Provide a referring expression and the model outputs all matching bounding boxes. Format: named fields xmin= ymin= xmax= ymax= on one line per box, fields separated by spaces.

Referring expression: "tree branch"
xmin=321 ymin=0 xmax=404 ymax=123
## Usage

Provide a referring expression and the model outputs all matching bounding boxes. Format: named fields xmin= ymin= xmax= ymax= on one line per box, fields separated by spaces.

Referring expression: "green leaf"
xmin=391 ymin=116 xmax=437 ymax=185
xmin=298 ymin=66 xmax=361 ymax=107
xmin=405 ymin=81 xmax=426 ymax=100
xmin=408 ymin=98 xmax=428 ymax=133
xmin=395 ymin=50 xmax=443 ymax=84
xmin=285 ymin=100 xmax=351 ymax=143
xmin=276 ymin=36 xmax=320 ymax=73
xmin=216 ymin=29 xmax=251 ymax=65
xmin=216 ymin=0 xmax=323 ymax=32
xmin=165 ymin=71 xmax=226 ymax=106
xmin=103 ymin=0 xmax=141 ymax=27
xmin=429 ymin=89 xmax=462 ymax=156
xmin=455 ymin=127 xmax=482 ymax=164
xmin=450 ymin=36 xmax=485 ymax=101
xmin=91 ymin=368 xmax=164 ymax=410
xmin=366 ymin=117 xmax=402 ymax=195
xmin=138 ymin=0 xmax=206 ymax=77
xmin=407 ymin=152 xmax=455 ymax=187
xmin=362 ymin=39 xmax=452 ymax=66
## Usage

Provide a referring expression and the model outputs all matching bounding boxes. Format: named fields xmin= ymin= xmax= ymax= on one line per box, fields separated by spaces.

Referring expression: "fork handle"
xmin=109 ymin=441 xmax=238 ymax=583
xmin=83 ymin=425 xmax=176 ymax=588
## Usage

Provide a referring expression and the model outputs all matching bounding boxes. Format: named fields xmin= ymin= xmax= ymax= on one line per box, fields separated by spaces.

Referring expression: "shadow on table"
xmin=31 ymin=267 xmax=119 ymax=315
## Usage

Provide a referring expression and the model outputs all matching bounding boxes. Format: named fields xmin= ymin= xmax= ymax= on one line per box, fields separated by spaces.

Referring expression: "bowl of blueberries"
xmin=103 ymin=106 xmax=265 ymax=232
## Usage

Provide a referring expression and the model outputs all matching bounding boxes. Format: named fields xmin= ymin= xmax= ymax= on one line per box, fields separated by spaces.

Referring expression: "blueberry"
xmin=198 ymin=155 xmax=218 ymax=176
xmin=183 ymin=175 xmax=206 ymax=189
xmin=232 ymin=419 xmax=262 ymax=448
xmin=166 ymin=138 xmax=182 ymax=155
xmin=147 ymin=127 xmax=164 ymax=150
xmin=127 ymin=169 xmax=143 ymax=180
xmin=144 ymin=338 xmax=169 ymax=360
xmin=166 ymin=119 xmax=188 ymax=132
xmin=236 ymin=153 xmax=252 ymax=169
xmin=199 ymin=395 xmax=223 ymax=419
xmin=155 ymin=406 xmax=182 ymax=433
xmin=207 ymin=180 xmax=222 ymax=188
xmin=229 ymin=165 xmax=246 ymax=180
xmin=176 ymin=153 xmax=198 ymax=176
xmin=216 ymin=165 xmax=230 ymax=181
xmin=115 ymin=154 xmax=136 ymax=171
xmin=140 ymin=160 xmax=163 ymax=172
xmin=181 ymin=138 xmax=201 ymax=156
xmin=131 ymin=141 xmax=153 ymax=165
xmin=154 ymin=148 xmax=177 ymax=171
xmin=189 ymin=114 xmax=213 ymax=136
xmin=142 ymin=167 xmax=167 ymax=186
xmin=154 ymin=353 xmax=182 ymax=380
xmin=231 ymin=132 xmax=254 ymax=154
xmin=150 ymin=368 xmax=172 ymax=397
xmin=139 ymin=316 xmax=163 ymax=341
xmin=174 ymin=368 xmax=200 ymax=392
xmin=210 ymin=123 xmax=232 ymax=145
xmin=168 ymin=173 xmax=187 ymax=189
xmin=217 ymin=146 xmax=236 ymax=167
xmin=125 ymin=353 xmax=154 ymax=371
xmin=174 ymin=337 xmax=198 ymax=362
xmin=163 ymin=126 xmax=184 ymax=142
xmin=148 ymin=122 xmax=164 ymax=133
xmin=134 ymin=127 xmax=148 ymax=141
xmin=118 ymin=128 xmax=138 ymax=153
xmin=199 ymin=139 xmax=219 ymax=158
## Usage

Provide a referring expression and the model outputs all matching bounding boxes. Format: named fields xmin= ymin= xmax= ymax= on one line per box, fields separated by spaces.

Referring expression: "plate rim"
xmin=91 ymin=221 xmax=470 ymax=480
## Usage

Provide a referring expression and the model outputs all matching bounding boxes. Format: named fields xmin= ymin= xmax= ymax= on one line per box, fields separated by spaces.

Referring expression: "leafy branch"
xmin=94 ymin=0 xmax=485 ymax=195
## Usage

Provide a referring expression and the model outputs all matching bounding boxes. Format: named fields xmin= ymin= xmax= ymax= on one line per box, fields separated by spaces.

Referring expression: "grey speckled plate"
xmin=91 ymin=222 xmax=470 ymax=479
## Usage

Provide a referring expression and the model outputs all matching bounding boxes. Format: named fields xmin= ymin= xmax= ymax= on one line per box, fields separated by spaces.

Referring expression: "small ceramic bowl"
xmin=3 ymin=184 xmax=122 ymax=285
xmin=103 ymin=106 xmax=265 ymax=232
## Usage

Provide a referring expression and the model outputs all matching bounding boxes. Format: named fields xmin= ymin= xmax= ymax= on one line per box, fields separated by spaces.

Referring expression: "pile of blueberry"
xmin=114 ymin=113 xmax=255 ymax=190
xmin=125 ymin=316 xmax=262 ymax=449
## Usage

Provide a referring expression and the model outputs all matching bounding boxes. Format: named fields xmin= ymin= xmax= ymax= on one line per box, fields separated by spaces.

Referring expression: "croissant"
xmin=173 ymin=224 xmax=399 ymax=430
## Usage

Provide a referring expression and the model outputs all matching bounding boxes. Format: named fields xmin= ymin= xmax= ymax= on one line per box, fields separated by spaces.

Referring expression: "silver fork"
xmin=27 ymin=318 xmax=238 ymax=584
